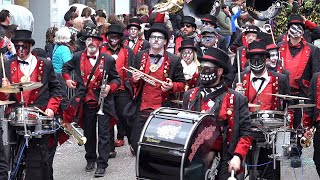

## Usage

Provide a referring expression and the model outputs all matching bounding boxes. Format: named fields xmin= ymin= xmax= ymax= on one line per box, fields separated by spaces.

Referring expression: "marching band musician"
xmin=100 ymin=24 xmax=135 ymax=153
xmin=123 ymin=17 xmax=150 ymax=55
xmin=278 ymin=14 xmax=320 ymax=167
xmin=302 ymin=72 xmax=320 ymax=177
xmin=0 ymin=126 xmax=8 ymax=180
xmin=130 ymin=22 xmax=185 ymax=154
xmin=232 ymin=25 xmax=259 ymax=74
xmin=0 ymin=30 xmax=62 ymax=179
xmin=233 ymin=40 xmax=290 ymax=180
xmin=62 ymin=27 xmax=120 ymax=177
xmin=182 ymin=47 xmax=252 ymax=179
xmin=174 ymin=15 xmax=199 ymax=55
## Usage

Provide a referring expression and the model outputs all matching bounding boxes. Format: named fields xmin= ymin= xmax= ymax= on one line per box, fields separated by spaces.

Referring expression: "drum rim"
xmin=251 ymin=110 xmax=285 ymax=115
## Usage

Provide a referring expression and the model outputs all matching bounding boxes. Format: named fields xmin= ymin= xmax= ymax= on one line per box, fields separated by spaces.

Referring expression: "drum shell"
xmin=137 ymin=107 xmax=220 ymax=180
xmin=9 ymin=107 xmax=40 ymax=126
xmin=250 ymin=110 xmax=285 ymax=129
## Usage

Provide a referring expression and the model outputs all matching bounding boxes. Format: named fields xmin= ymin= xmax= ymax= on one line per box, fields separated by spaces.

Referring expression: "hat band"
xmin=290 ymin=20 xmax=303 ymax=24
xmin=202 ymin=18 xmax=212 ymax=23
xmin=202 ymin=55 xmax=220 ymax=61
xmin=129 ymin=23 xmax=140 ymax=26
xmin=249 ymin=48 xmax=267 ymax=53
xmin=181 ymin=45 xmax=195 ymax=48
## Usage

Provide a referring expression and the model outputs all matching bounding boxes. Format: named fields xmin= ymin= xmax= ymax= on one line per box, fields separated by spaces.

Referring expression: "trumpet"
xmin=61 ymin=122 xmax=87 ymax=146
xmin=122 ymin=66 xmax=165 ymax=86
xmin=300 ymin=127 xmax=315 ymax=148
xmin=97 ymin=69 xmax=108 ymax=115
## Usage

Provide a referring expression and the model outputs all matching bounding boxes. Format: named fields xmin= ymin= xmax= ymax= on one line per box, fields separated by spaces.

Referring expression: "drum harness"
xmin=189 ymin=86 xmax=233 ymax=179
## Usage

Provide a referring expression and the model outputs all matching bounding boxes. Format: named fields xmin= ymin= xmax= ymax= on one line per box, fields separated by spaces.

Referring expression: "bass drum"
xmin=136 ymin=107 xmax=220 ymax=180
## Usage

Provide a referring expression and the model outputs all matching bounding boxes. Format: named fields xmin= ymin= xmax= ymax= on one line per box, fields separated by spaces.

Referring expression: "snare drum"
xmin=137 ymin=107 xmax=220 ymax=180
xmin=250 ymin=110 xmax=285 ymax=129
xmin=9 ymin=107 xmax=40 ymax=126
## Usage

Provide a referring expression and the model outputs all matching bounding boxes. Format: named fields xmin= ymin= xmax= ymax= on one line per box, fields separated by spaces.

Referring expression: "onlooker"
xmin=0 ymin=10 xmax=11 ymax=37
xmin=217 ymin=5 xmax=232 ymax=49
xmin=45 ymin=26 xmax=58 ymax=60
xmin=64 ymin=6 xmax=78 ymax=27
xmin=137 ymin=5 xmax=149 ymax=23
xmin=81 ymin=7 xmax=92 ymax=22
xmin=4 ymin=24 xmax=18 ymax=59
xmin=70 ymin=17 xmax=84 ymax=35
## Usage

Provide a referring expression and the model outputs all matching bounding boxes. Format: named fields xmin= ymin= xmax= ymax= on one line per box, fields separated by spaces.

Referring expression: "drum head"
xmin=137 ymin=108 xmax=220 ymax=180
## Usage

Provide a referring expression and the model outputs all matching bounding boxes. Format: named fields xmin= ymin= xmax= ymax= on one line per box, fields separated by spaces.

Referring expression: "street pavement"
xmin=53 ymin=134 xmax=318 ymax=180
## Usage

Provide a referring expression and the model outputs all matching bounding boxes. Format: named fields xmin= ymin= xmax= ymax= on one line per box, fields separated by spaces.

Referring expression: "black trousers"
xmin=131 ymin=110 xmax=151 ymax=153
xmin=56 ymin=73 xmax=69 ymax=111
xmin=114 ymin=90 xmax=132 ymax=143
xmin=0 ymin=128 xmax=8 ymax=180
xmin=313 ymin=123 xmax=320 ymax=177
xmin=290 ymin=98 xmax=304 ymax=157
xmin=83 ymin=102 xmax=111 ymax=169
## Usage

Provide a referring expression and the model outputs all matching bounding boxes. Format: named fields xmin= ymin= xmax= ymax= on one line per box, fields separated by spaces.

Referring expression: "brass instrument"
xmin=61 ymin=121 xmax=87 ymax=146
xmin=97 ymin=69 xmax=108 ymax=115
xmin=122 ymin=66 xmax=165 ymax=86
xmin=153 ymin=0 xmax=184 ymax=15
xmin=263 ymin=23 xmax=276 ymax=44
xmin=300 ymin=127 xmax=315 ymax=148
xmin=246 ymin=0 xmax=283 ymax=21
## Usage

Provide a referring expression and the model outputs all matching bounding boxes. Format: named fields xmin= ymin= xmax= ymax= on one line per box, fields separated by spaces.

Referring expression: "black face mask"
xmin=249 ymin=54 xmax=266 ymax=74
xmin=200 ymin=66 xmax=219 ymax=86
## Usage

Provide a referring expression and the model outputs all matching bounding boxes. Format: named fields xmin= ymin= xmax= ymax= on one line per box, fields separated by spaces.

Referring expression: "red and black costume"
xmin=123 ymin=38 xmax=149 ymax=55
xmin=302 ymin=72 xmax=320 ymax=177
xmin=62 ymin=49 xmax=120 ymax=170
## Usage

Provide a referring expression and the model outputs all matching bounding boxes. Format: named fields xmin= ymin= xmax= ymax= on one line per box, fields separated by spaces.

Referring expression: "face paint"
xmin=200 ymin=61 xmax=219 ymax=86
xmin=181 ymin=48 xmax=194 ymax=64
xmin=14 ymin=41 xmax=31 ymax=59
xmin=249 ymin=54 xmax=266 ymax=74
xmin=201 ymin=35 xmax=216 ymax=48
xmin=149 ymin=32 xmax=166 ymax=50
xmin=86 ymin=37 xmax=101 ymax=54
xmin=288 ymin=24 xmax=304 ymax=38
xmin=107 ymin=34 xmax=121 ymax=47
xmin=129 ymin=26 xmax=139 ymax=39
xmin=267 ymin=49 xmax=279 ymax=68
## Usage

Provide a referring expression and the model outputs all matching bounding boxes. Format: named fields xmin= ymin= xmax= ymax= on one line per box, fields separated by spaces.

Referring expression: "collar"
xmin=18 ymin=54 xmax=34 ymax=64
xmin=250 ymin=70 xmax=269 ymax=81
xmin=128 ymin=37 xmax=138 ymax=42
xmin=201 ymin=81 xmax=226 ymax=102
xmin=87 ymin=51 xmax=99 ymax=59
xmin=107 ymin=43 xmax=121 ymax=51
xmin=288 ymin=40 xmax=303 ymax=48
xmin=149 ymin=48 xmax=164 ymax=56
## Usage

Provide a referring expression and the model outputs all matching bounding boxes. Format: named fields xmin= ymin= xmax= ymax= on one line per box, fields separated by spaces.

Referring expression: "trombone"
xmin=122 ymin=66 xmax=165 ymax=86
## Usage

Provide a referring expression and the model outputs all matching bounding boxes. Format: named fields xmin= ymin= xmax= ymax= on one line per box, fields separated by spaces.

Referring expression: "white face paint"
xmin=129 ymin=26 xmax=139 ymax=39
xmin=149 ymin=32 xmax=167 ymax=50
xmin=181 ymin=48 xmax=194 ymax=64
xmin=267 ymin=49 xmax=279 ymax=68
xmin=85 ymin=37 xmax=100 ymax=55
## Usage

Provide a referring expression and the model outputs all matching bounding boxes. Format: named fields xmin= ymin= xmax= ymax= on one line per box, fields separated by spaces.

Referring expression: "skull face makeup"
xmin=200 ymin=61 xmax=219 ymax=86
xmin=107 ymin=34 xmax=121 ymax=47
xmin=249 ymin=54 xmax=267 ymax=74
xmin=149 ymin=32 xmax=167 ymax=50
xmin=201 ymin=35 xmax=216 ymax=48
xmin=267 ymin=49 xmax=279 ymax=68
xmin=14 ymin=41 xmax=31 ymax=60
xmin=129 ymin=26 xmax=139 ymax=39
xmin=86 ymin=37 xmax=101 ymax=55
xmin=288 ymin=24 xmax=304 ymax=38
xmin=181 ymin=48 xmax=194 ymax=65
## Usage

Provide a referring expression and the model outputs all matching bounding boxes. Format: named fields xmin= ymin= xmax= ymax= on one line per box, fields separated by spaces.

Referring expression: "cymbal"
xmin=0 ymin=82 xmax=42 ymax=93
xmin=0 ymin=100 xmax=15 ymax=105
xmin=248 ymin=103 xmax=261 ymax=108
xmin=171 ymin=100 xmax=183 ymax=105
xmin=265 ymin=93 xmax=309 ymax=100
xmin=288 ymin=104 xmax=316 ymax=109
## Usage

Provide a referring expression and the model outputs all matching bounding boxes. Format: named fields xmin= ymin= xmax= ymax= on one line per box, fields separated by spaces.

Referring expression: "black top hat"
xmin=148 ymin=23 xmax=169 ymax=40
xmin=180 ymin=16 xmax=197 ymax=28
xmin=201 ymin=14 xmax=218 ymax=27
xmin=198 ymin=47 xmax=230 ymax=74
xmin=106 ymin=24 xmax=124 ymax=36
xmin=11 ymin=30 xmax=35 ymax=46
xmin=178 ymin=39 xmax=197 ymax=52
xmin=246 ymin=40 xmax=270 ymax=58
xmin=84 ymin=26 xmax=103 ymax=41
xmin=244 ymin=25 xmax=259 ymax=35
xmin=263 ymin=36 xmax=278 ymax=51
xmin=287 ymin=14 xmax=306 ymax=30
xmin=127 ymin=18 xmax=141 ymax=30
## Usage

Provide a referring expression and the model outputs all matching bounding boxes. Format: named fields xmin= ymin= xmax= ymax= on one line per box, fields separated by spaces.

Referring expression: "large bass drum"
xmin=136 ymin=107 xmax=220 ymax=180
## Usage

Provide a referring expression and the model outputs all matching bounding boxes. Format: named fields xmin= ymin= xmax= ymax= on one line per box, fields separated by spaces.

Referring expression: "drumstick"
xmin=34 ymin=106 xmax=49 ymax=116
xmin=0 ymin=53 xmax=6 ymax=79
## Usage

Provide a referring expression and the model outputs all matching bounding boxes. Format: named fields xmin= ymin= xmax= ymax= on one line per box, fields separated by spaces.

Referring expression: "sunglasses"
xmin=149 ymin=35 xmax=165 ymax=40
xmin=181 ymin=23 xmax=192 ymax=28
xmin=15 ymin=44 xmax=30 ymax=49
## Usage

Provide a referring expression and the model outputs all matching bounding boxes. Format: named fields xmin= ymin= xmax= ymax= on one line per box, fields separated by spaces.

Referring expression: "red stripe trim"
xmin=249 ymin=48 xmax=267 ymax=53
xmin=290 ymin=20 xmax=303 ymax=23
xmin=202 ymin=18 xmax=212 ymax=22
xmin=202 ymin=55 xmax=219 ymax=60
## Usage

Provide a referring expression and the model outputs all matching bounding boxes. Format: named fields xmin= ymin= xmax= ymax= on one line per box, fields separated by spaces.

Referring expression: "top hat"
xmin=246 ymin=40 xmax=270 ymax=58
xmin=201 ymin=14 xmax=218 ymax=28
xmin=106 ymin=24 xmax=124 ymax=36
xmin=84 ymin=26 xmax=103 ymax=41
xmin=263 ymin=36 xmax=278 ymax=51
xmin=178 ymin=39 xmax=197 ymax=52
xmin=198 ymin=47 xmax=230 ymax=74
xmin=127 ymin=18 xmax=141 ymax=30
xmin=287 ymin=14 xmax=306 ymax=30
xmin=180 ymin=16 xmax=197 ymax=28
xmin=11 ymin=30 xmax=35 ymax=46
xmin=148 ymin=23 xmax=169 ymax=40
xmin=201 ymin=26 xmax=217 ymax=36
xmin=244 ymin=25 xmax=259 ymax=35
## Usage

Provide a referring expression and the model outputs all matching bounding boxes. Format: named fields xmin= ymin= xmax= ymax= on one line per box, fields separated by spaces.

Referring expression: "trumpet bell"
xmin=78 ymin=137 xmax=87 ymax=146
